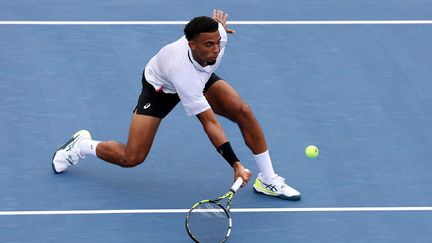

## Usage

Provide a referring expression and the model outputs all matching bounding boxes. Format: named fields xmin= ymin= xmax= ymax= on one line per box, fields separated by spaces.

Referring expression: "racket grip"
xmin=231 ymin=177 xmax=243 ymax=192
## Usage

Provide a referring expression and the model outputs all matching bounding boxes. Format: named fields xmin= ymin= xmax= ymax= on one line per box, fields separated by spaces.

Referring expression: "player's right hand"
xmin=233 ymin=162 xmax=252 ymax=187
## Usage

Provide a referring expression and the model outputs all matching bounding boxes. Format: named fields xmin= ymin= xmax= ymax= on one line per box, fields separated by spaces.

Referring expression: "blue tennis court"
xmin=1 ymin=1 xmax=432 ymax=242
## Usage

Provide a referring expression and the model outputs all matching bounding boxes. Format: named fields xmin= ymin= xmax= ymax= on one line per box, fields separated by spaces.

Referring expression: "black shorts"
xmin=134 ymin=72 xmax=223 ymax=118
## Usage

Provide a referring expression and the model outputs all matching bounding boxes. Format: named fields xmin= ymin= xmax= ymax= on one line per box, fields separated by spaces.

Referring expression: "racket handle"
xmin=231 ymin=177 xmax=243 ymax=192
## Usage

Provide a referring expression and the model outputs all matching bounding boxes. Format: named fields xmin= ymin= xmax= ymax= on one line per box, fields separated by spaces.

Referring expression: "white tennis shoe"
xmin=253 ymin=173 xmax=301 ymax=200
xmin=51 ymin=130 xmax=91 ymax=174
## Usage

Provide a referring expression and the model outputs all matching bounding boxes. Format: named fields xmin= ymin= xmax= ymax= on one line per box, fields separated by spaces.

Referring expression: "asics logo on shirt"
xmin=144 ymin=103 xmax=151 ymax=109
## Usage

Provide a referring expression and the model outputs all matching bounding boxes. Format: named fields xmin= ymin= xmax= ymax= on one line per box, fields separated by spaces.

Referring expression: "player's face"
xmin=189 ymin=31 xmax=221 ymax=66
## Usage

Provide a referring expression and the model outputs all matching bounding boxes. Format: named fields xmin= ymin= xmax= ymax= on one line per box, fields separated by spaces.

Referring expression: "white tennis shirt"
xmin=144 ymin=23 xmax=227 ymax=116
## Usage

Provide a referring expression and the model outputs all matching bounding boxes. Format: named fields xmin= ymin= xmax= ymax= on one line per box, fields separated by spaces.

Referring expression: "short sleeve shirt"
xmin=144 ymin=23 xmax=227 ymax=116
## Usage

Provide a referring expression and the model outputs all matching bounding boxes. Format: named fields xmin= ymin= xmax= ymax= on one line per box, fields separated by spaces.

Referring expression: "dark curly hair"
xmin=184 ymin=16 xmax=219 ymax=41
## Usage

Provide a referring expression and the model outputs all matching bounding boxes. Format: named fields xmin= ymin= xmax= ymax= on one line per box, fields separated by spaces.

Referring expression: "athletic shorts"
xmin=133 ymin=71 xmax=223 ymax=118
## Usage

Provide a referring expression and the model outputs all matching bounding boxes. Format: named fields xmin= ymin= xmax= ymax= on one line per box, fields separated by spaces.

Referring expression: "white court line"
xmin=0 ymin=20 xmax=432 ymax=25
xmin=1 ymin=207 xmax=432 ymax=216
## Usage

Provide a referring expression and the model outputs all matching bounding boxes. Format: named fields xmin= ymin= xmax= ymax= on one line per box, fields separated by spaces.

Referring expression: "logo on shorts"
xmin=144 ymin=103 xmax=151 ymax=109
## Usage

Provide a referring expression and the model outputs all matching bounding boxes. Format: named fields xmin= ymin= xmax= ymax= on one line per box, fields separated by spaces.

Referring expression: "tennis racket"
xmin=185 ymin=177 xmax=244 ymax=243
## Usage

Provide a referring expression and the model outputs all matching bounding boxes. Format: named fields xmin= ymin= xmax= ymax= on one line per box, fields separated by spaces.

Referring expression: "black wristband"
xmin=216 ymin=142 xmax=239 ymax=167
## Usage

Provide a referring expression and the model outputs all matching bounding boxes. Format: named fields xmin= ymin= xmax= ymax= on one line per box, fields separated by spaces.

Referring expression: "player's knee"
xmin=120 ymin=153 xmax=146 ymax=168
xmin=234 ymin=102 xmax=254 ymax=123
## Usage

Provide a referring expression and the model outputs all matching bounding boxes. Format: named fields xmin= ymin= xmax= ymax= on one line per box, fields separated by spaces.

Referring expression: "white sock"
xmin=78 ymin=139 xmax=100 ymax=157
xmin=253 ymin=150 xmax=276 ymax=180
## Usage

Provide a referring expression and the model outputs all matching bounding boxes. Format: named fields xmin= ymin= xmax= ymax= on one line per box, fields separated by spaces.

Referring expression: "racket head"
xmin=185 ymin=200 xmax=232 ymax=243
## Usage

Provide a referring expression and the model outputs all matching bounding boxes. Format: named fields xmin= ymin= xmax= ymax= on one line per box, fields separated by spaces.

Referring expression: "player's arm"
xmin=196 ymin=108 xmax=227 ymax=148
xmin=196 ymin=109 xmax=251 ymax=185
xmin=171 ymin=74 xmax=250 ymax=184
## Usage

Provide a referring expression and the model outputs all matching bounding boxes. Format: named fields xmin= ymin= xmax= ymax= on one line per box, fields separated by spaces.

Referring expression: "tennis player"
xmin=52 ymin=10 xmax=300 ymax=200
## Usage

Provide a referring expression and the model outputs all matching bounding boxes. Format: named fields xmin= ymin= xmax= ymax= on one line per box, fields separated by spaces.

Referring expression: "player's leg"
xmin=204 ymin=75 xmax=301 ymax=200
xmin=204 ymin=80 xmax=267 ymax=155
xmin=95 ymin=113 xmax=161 ymax=167
xmin=52 ymin=72 xmax=180 ymax=173
xmin=51 ymin=113 xmax=160 ymax=173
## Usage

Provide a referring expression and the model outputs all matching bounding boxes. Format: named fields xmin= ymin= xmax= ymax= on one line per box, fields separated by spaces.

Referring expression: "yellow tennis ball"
xmin=305 ymin=145 xmax=319 ymax=158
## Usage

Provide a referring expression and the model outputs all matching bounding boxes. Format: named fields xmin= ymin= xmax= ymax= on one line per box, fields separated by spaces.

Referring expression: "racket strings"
xmin=187 ymin=202 xmax=230 ymax=242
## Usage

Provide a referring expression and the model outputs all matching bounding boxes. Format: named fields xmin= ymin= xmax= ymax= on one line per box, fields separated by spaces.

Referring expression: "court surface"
xmin=1 ymin=1 xmax=432 ymax=242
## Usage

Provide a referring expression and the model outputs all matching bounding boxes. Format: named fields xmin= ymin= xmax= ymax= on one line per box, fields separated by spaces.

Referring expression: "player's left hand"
xmin=213 ymin=9 xmax=235 ymax=34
